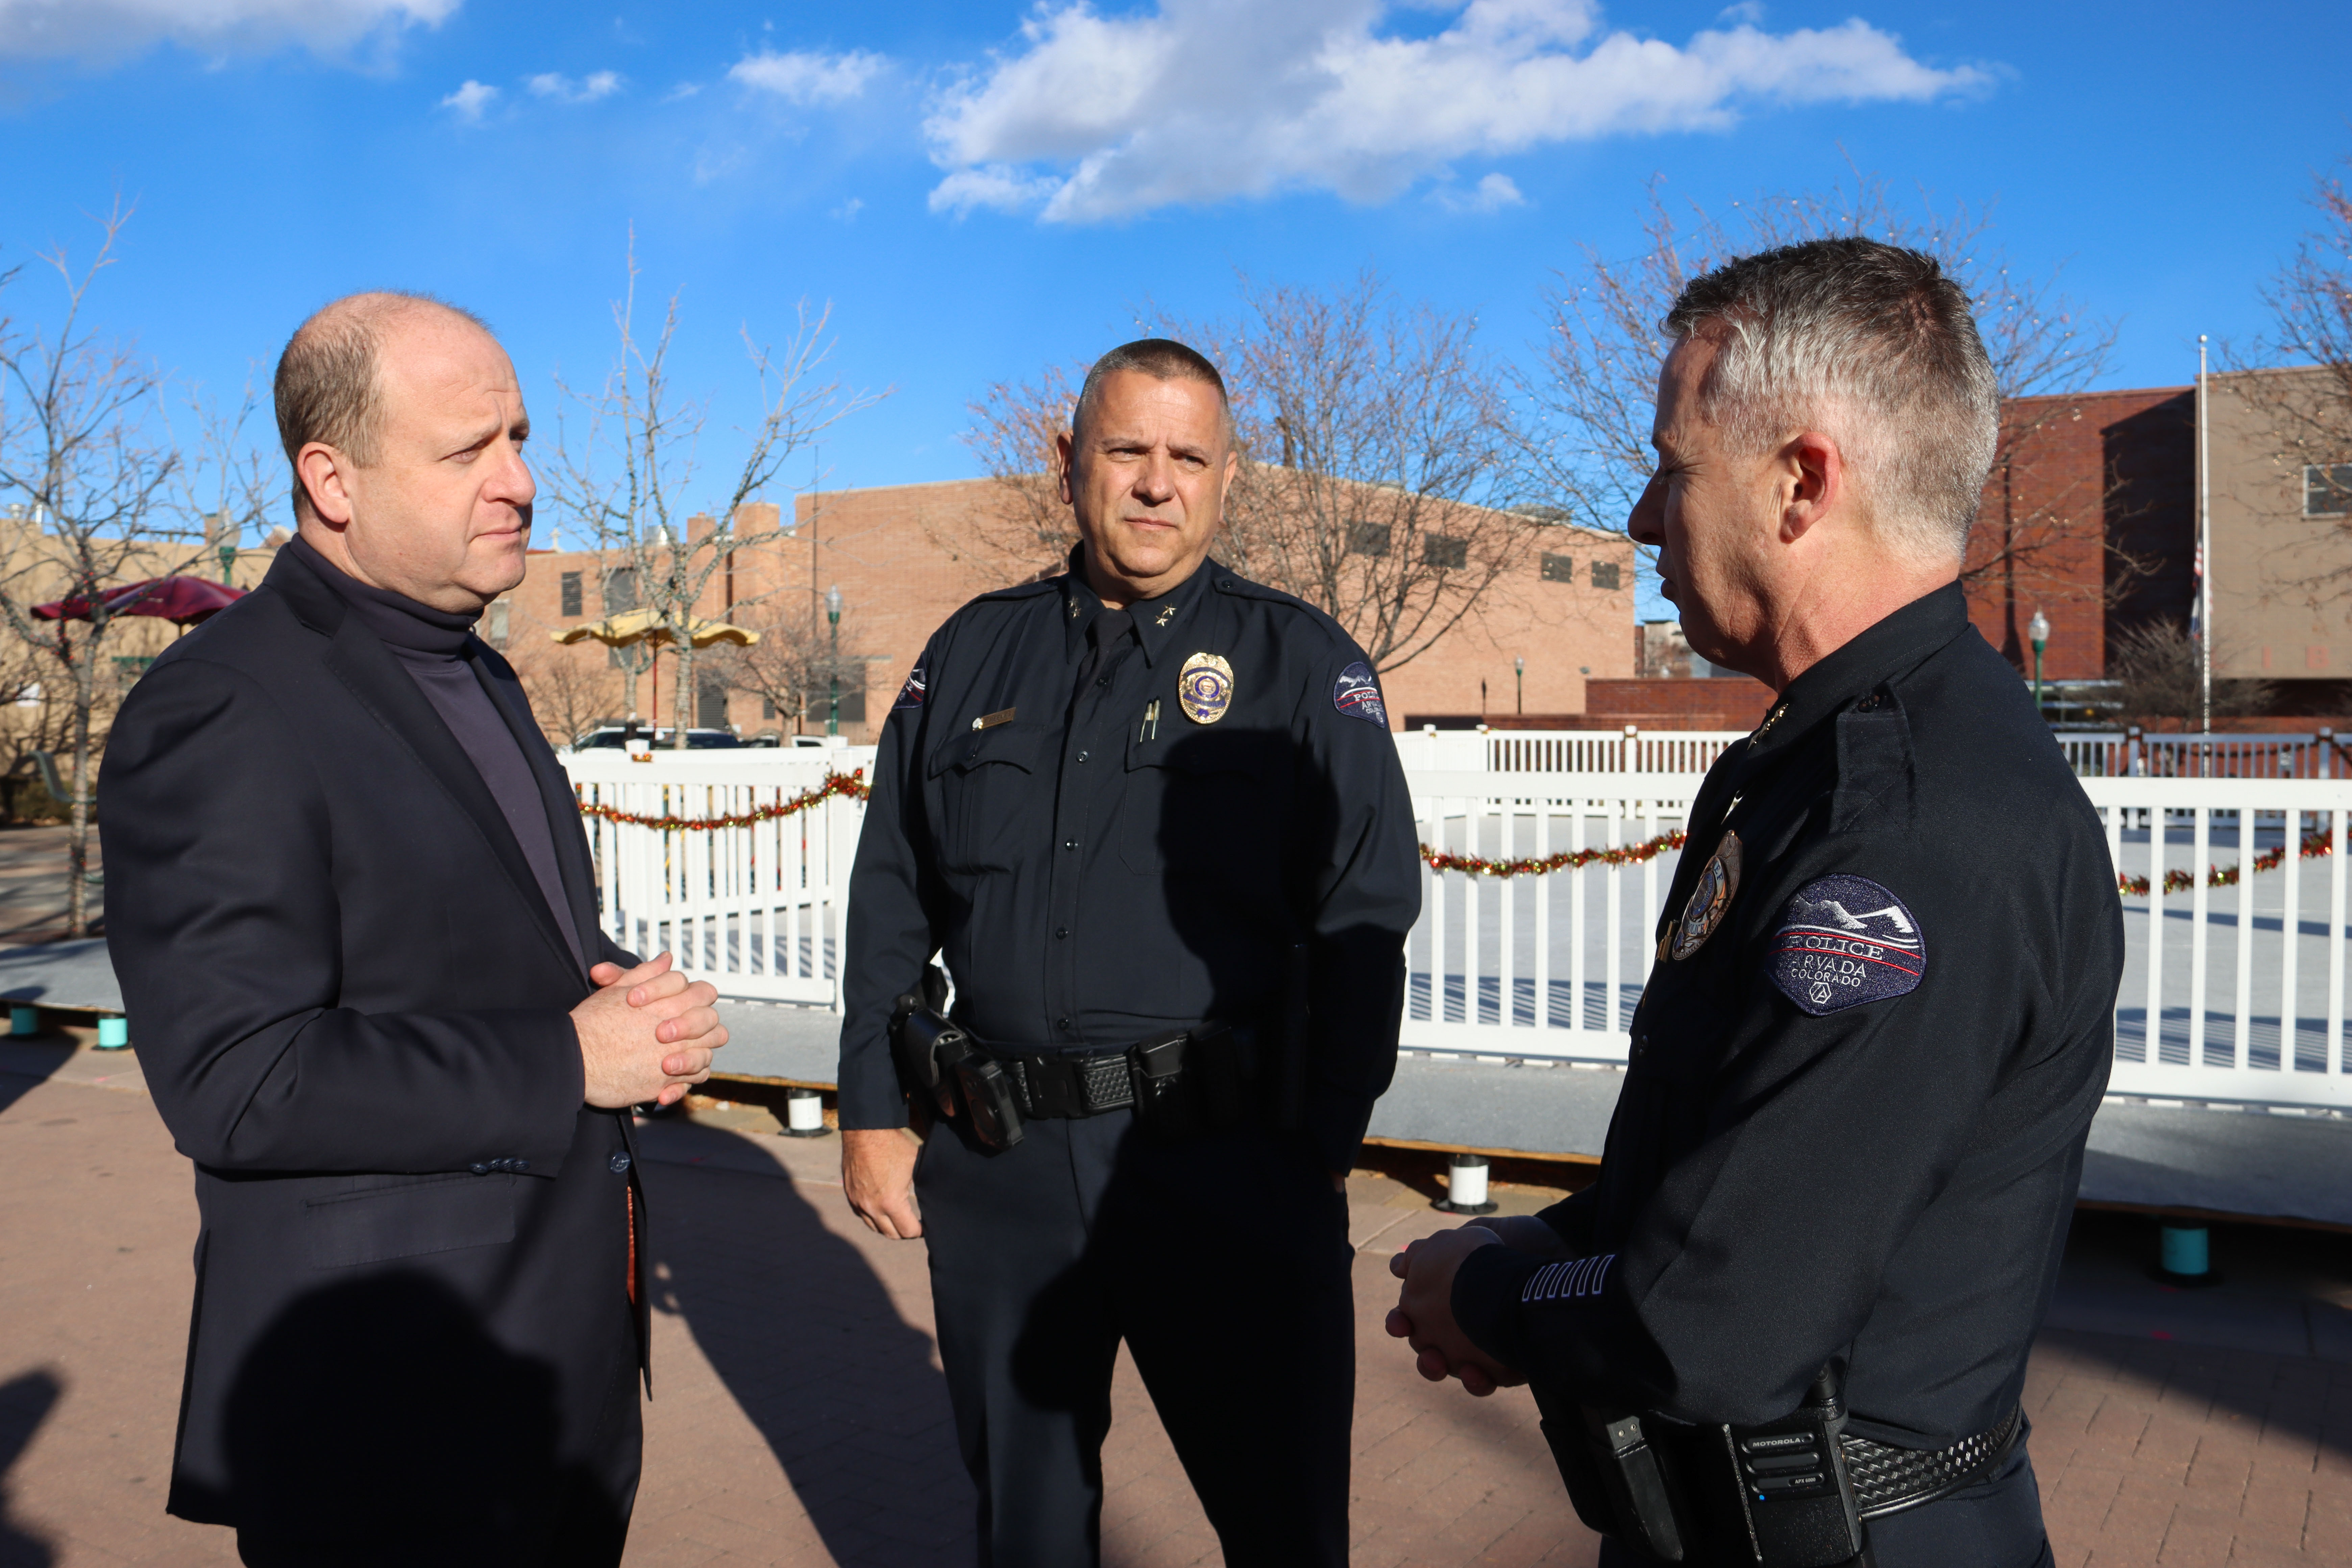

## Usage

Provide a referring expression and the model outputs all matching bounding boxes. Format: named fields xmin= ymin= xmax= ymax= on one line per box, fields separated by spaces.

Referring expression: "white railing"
xmin=565 ymin=747 xmax=877 ymax=1005
xmin=1400 ymin=769 xmax=2352 ymax=1110
xmin=1395 ymin=728 xmax=1747 ymax=775
xmin=2056 ymin=730 xmax=2349 ymax=780
xmin=2087 ymin=778 xmax=2351 ymax=1108
xmin=563 ymin=748 xmax=2352 ymax=1112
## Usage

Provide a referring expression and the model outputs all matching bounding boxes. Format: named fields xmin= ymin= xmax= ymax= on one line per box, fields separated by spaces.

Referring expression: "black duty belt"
xmin=1006 ymin=1048 xmax=1150 ymax=1119
xmin=1841 ymin=1403 xmax=2024 ymax=1518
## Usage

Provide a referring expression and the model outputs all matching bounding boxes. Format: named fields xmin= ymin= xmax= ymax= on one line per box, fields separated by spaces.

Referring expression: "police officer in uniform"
xmin=836 ymin=338 xmax=1420 ymax=1566
xmin=1390 ymin=240 xmax=2124 ymax=1568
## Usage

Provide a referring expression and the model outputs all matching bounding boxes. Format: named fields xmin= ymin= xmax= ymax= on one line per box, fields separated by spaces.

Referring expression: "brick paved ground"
xmin=1 ymin=1041 xmax=2346 ymax=1567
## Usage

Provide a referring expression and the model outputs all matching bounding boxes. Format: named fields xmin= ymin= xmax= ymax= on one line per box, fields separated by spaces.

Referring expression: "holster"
xmin=1539 ymin=1366 xmax=1874 ymax=1568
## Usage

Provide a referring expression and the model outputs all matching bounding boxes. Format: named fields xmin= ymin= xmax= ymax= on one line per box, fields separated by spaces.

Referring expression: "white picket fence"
xmin=566 ymin=746 xmax=869 ymax=1007
xmin=562 ymin=746 xmax=2352 ymax=1111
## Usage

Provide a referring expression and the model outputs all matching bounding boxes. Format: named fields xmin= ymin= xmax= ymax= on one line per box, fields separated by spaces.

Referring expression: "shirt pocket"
xmin=928 ymin=721 xmax=1048 ymax=874
xmin=1118 ymin=728 xmax=1288 ymax=879
xmin=303 ymin=1171 xmax=521 ymax=1270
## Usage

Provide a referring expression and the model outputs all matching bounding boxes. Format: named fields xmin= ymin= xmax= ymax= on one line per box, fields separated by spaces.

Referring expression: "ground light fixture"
xmin=783 ymin=1088 xmax=830 ymax=1137
xmin=1434 ymin=1152 xmax=1499 ymax=1215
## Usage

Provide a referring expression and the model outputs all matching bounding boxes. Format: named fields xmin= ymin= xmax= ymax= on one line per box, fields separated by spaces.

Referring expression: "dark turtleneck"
xmin=285 ymin=534 xmax=586 ymax=974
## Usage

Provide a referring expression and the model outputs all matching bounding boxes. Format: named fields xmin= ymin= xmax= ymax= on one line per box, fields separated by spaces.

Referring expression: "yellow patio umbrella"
xmin=551 ymin=608 xmax=760 ymax=650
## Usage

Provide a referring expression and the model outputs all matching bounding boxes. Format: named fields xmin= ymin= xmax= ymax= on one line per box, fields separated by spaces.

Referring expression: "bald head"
xmin=274 ymin=292 xmax=494 ymax=522
xmin=275 ymin=290 xmax=536 ymax=613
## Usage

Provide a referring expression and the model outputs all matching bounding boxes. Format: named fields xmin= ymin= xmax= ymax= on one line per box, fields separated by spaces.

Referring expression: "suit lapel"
xmin=319 ymin=613 xmax=586 ymax=988
xmin=472 ymin=650 xmax=609 ymax=974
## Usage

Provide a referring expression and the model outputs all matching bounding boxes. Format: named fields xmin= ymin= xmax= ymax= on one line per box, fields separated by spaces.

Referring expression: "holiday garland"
xmin=2116 ymin=829 xmax=2337 ymax=897
xmin=578 ymin=768 xmax=870 ymax=832
xmin=1422 ymin=829 xmax=1688 ymax=879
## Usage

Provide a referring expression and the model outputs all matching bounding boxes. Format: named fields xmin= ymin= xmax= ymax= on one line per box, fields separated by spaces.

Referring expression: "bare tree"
xmin=1518 ymin=169 xmax=2120 ymax=615
xmin=0 ymin=201 xmax=195 ymax=936
xmin=2109 ymin=620 xmax=2275 ymax=728
xmin=547 ymin=236 xmax=882 ymax=746
xmin=164 ymin=372 xmax=280 ymax=583
xmin=959 ymin=361 xmax=1085 ymax=580
xmin=512 ymin=647 xmax=613 ymax=748
xmin=700 ymin=598 xmax=864 ymax=736
xmin=967 ymin=271 xmax=1534 ymax=674
xmin=2221 ymin=155 xmax=2352 ymax=588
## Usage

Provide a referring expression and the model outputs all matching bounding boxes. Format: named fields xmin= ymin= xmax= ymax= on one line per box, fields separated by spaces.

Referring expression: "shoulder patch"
xmin=1332 ymin=661 xmax=1388 ymax=727
xmin=891 ymin=664 xmax=927 ymax=713
xmin=1767 ymin=874 xmax=1926 ymax=1016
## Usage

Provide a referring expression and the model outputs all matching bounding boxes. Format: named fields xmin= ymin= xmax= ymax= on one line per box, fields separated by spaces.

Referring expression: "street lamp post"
xmin=1514 ymin=656 xmax=1524 ymax=715
xmin=825 ymin=585 xmax=843 ymax=737
xmin=217 ymin=543 xmax=236 ymax=586
xmin=2028 ymin=609 xmax=2050 ymax=719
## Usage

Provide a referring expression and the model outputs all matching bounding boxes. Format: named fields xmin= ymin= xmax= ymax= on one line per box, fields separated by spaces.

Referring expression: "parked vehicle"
xmin=571 ymin=726 xmax=743 ymax=751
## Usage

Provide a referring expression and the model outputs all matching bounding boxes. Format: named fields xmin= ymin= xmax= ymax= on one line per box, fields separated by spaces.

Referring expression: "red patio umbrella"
xmin=33 ymin=575 xmax=247 ymax=628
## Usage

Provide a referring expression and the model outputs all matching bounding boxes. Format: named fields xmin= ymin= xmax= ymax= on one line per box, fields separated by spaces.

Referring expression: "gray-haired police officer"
xmin=1390 ymin=240 xmax=2125 ymax=1568
xmin=837 ymin=339 xmax=1421 ymax=1567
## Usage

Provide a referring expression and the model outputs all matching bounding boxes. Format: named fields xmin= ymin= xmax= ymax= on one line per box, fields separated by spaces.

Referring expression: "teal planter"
xmin=9 ymin=1005 xmax=35 ymax=1037
xmin=95 ymin=1016 xmax=129 ymax=1050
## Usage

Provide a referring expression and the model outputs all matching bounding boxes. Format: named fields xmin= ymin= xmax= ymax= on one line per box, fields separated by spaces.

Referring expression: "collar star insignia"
xmin=1155 ymin=605 xmax=1176 ymax=627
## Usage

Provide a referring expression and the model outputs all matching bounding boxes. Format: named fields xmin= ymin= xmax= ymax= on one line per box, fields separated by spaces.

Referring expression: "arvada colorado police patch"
xmin=1332 ymin=661 xmax=1387 ymax=727
xmin=1768 ymin=874 xmax=1926 ymax=1016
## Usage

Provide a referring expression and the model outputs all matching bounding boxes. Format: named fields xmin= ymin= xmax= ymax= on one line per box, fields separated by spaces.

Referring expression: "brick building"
xmin=496 ymin=477 xmax=1638 ymax=741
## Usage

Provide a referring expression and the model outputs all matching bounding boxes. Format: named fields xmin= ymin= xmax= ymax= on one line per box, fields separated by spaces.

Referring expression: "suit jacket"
xmin=100 ymin=546 xmax=646 ymax=1552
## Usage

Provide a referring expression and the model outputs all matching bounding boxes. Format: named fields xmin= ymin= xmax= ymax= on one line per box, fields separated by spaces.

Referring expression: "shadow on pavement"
xmin=0 ymin=1369 xmax=61 ymax=1566
xmin=0 ymin=1045 xmax=74 ymax=1119
xmin=643 ymin=1138 xmax=972 ymax=1566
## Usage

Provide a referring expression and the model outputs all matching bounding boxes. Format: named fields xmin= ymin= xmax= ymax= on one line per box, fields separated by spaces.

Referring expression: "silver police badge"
xmin=1177 ymin=652 xmax=1234 ymax=724
xmin=1670 ymin=829 xmax=1742 ymax=960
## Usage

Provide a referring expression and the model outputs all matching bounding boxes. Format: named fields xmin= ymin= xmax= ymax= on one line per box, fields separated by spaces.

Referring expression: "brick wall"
xmin=1961 ymin=386 xmax=2194 ymax=680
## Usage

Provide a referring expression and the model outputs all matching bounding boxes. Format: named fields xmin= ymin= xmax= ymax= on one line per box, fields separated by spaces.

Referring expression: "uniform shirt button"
xmin=1056 ymin=1017 xmax=1073 ymax=1031
xmin=1063 ymin=838 xmax=1078 ymax=850
xmin=512 ymin=1159 xmax=529 ymax=1173
xmin=1076 ymin=750 xmax=1089 ymax=763
xmin=1055 ymin=927 xmax=1070 ymax=939
xmin=469 ymin=1162 xmax=490 ymax=1176
xmin=610 ymin=1151 xmax=633 ymax=1175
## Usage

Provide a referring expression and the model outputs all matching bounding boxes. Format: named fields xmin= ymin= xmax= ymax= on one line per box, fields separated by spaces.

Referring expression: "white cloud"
xmin=929 ymin=163 xmax=1064 ymax=218
xmin=925 ymin=0 xmax=1990 ymax=223
xmin=1431 ymin=171 xmax=1524 ymax=213
xmin=440 ymin=78 xmax=497 ymax=122
xmin=526 ymin=69 xmax=622 ymax=103
xmin=0 ymin=0 xmax=457 ymax=64
xmin=831 ymin=197 xmax=865 ymax=223
xmin=728 ymin=47 xmax=885 ymax=105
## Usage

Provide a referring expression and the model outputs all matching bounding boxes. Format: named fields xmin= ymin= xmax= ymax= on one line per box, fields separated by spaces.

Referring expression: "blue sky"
xmin=3 ymin=0 xmax=2346 ymax=588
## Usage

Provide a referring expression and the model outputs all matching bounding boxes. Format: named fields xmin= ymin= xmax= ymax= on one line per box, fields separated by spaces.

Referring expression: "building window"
xmin=1540 ymin=552 xmax=1575 ymax=583
xmin=2306 ymin=464 xmax=2352 ymax=517
xmin=1422 ymin=534 xmax=1468 ymax=570
xmin=696 ymin=673 xmax=729 ymax=729
xmin=604 ymin=568 xmax=637 ymax=613
xmin=485 ymin=601 xmax=510 ymax=646
xmin=1591 ymin=560 xmax=1622 ymax=591
xmin=560 ymin=571 xmax=583 ymax=617
xmin=762 ymin=695 xmax=776 ymax=719
xmin=1347 ymin=521 xmax=1391 ymax=557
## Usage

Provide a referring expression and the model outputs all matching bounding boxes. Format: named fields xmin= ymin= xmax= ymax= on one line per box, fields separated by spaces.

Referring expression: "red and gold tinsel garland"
xmin=577 ymin=768 xmax=870 ymax=832
xmin=1422 ymin=829 xmax=1688 ymax=879
xmin=2117 ymin=830 xmax=2336 ymax=897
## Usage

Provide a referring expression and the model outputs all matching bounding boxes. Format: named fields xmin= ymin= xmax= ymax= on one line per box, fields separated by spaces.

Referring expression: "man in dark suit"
xmin=100 ymin=291 xmax=727 ymax=1566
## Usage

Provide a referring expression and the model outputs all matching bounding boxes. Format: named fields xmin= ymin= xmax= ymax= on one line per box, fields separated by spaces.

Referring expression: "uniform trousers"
xmin=916 ymin=1107 xmax=1354 ymax=1568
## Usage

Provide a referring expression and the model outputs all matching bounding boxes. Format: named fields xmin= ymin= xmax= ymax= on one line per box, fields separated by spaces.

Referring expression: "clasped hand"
xmin=1386 ymin=1214 xmax=1565 ymax=1397
xmin=573 ymin=952 xmax=728 ymax=1109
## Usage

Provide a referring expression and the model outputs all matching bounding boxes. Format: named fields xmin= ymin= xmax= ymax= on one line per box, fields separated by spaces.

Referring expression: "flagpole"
xmin=2197 ymin=335 xmax=2212 ymax=750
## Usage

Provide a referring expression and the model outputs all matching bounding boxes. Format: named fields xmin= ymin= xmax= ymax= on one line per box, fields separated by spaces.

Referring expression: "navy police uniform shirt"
xmin=836 ymin=548 xmax=1422 ymax=1173
xmin=1452 ymin=583 xmax=2125 ymax=1449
